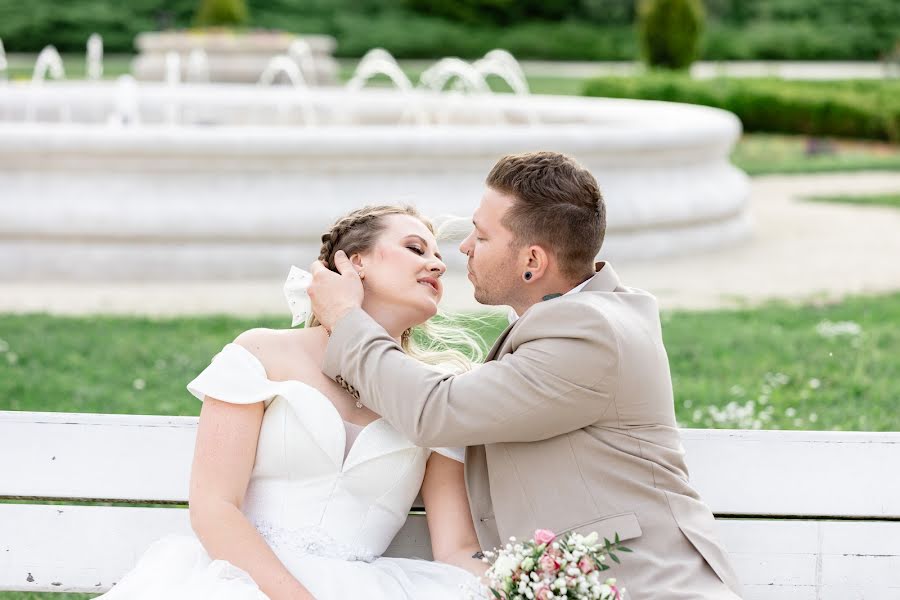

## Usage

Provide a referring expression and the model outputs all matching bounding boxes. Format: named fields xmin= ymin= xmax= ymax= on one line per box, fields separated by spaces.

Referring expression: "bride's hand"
xmin=309 ymin=251 xmax=364 ymax=333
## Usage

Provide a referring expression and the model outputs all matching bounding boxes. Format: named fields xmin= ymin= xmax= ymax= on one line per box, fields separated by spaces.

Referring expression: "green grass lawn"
xmin=1 ymin=292 xmax=897 ymax=431
xmin=4 ymin=54 xmax=134 ymax=81
xmin=730 ymin=134 xmax=900 ymax=176
xmin=805 ymin=192 xmax=900 ymax=209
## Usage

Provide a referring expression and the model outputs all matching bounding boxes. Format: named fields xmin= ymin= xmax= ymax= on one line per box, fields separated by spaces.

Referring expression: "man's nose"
xmin=459 ymin=232 xmax=473 ymax=255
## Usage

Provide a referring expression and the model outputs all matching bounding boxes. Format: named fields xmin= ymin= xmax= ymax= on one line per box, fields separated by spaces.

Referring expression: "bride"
xmin=99 ymin=205 xmax=486 ymax=600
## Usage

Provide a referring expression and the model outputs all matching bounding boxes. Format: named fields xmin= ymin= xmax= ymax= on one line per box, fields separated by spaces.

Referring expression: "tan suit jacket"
xmin=323 ymin=263 xmax=742 ymax=599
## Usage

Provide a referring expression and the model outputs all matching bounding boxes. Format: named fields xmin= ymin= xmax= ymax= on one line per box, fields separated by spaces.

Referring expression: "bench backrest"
xmin=1 ymin=410 xmax=898 ymax=598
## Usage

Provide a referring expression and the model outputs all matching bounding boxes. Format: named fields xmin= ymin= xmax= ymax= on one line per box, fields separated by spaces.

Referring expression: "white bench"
xmin=1 ymin=410 xmax=898 ymax=599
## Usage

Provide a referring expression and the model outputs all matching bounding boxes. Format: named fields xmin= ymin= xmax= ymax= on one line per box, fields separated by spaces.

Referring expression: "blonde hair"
xmin=308 ymin=205 xmax=485 ymax=372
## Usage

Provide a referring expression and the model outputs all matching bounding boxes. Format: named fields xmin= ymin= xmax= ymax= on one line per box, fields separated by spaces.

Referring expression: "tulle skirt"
xmin=98 ymin=535 xmax=481 ymax=600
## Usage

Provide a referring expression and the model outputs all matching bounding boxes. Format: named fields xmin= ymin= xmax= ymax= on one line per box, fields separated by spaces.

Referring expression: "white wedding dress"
xmin=99 ymin=343 xmax=480 ymax=600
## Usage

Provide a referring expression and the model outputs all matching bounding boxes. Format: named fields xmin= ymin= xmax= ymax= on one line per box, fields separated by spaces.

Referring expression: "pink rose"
xmin=578 ymin=556 xmax=596 ymax=573
xmin=534 ymin=529 xmax=556 ymax=545
xmin=538 ymin=552 xmax=559 ymax=574
xmin=534 ymin=584 xmax=553 ymax=600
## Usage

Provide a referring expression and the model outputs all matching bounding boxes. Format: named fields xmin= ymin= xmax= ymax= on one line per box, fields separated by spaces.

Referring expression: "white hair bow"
xmin=283 ymin=266 xmax=313 ymax=327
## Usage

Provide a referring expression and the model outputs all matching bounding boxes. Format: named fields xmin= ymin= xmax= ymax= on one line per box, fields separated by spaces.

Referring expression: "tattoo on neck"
xmin=542 ymin=293 xmax=563 ymax=301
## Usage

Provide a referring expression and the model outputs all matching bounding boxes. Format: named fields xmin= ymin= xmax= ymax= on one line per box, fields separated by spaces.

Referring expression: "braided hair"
xmin=316 ymin=205 xmax=432 ymax=272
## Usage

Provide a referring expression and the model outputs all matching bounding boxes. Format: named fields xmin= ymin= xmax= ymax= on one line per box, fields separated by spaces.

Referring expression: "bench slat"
xmin=2 ymin=504 xmax=898 ymax=598
xmin=680 ymin=428 xmax=900 ymax=518
xmin=2 ymin=411 xmax=899 ymax=518
xmin=0 ymin=411 xmax=196 ymax=503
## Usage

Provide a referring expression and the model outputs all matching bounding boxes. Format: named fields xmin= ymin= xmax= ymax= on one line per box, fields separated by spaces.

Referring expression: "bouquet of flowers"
xmin=478 ymin=529 xmax=632 ymax=600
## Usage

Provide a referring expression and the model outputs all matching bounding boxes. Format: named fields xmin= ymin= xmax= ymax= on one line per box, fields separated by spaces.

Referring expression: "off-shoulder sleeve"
xmin=430 ymin=447 xmax=465 ymax=463
xmin=187 ymin=343 xmax=278 ymax=408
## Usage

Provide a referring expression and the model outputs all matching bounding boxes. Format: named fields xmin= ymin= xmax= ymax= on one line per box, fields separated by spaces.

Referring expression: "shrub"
xmin=194 ymin=0 xmax=248 ymax=28
xmin=582 ymin=74 xmax=900 ymax=141
xmin=637 ymin=0 xmax=705 ymax=70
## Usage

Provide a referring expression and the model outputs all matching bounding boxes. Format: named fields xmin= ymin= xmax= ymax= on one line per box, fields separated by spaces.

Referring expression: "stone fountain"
xmin=0 ymin=40 xmax=750 ymax=281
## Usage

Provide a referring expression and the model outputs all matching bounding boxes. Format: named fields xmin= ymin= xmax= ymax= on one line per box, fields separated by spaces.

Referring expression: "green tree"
xmin=194 ymin=0 xmax=249 ymax=27
xmin=637 ymin=0 xmax=705 ymax=70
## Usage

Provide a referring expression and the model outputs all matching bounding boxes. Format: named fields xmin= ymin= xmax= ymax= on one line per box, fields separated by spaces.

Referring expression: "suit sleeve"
xmin=321 ymin=307 xmax=618 ymax=447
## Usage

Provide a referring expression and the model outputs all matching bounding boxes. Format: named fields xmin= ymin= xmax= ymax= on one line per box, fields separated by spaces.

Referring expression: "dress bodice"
xmin=187 ymin=343 xmax=462 ymax=562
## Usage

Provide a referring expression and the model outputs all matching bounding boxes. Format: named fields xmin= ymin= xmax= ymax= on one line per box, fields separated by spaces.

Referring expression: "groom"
xmin=308 ymin=151 xmax=742 ymax=598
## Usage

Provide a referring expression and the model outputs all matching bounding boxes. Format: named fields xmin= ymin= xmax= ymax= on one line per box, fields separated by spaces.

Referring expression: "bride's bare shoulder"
xmin=233 ymin=327 xmax=327 ymax=379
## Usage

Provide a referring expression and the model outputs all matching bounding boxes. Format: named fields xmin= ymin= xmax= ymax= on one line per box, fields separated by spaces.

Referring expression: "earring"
xmin=358 ymin=270 xmax=365 ymax=280
xmin=523 ymin=272 xmax=533 ymax=281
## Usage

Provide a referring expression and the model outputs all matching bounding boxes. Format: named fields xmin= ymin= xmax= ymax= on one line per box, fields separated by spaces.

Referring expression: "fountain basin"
xmin=0 ymin=82 xmax=749 ymax=281
xmin=132 ymin=31 xmax=338 ymax=84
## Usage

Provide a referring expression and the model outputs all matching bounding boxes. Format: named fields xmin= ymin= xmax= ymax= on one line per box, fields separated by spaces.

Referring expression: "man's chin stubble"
xmin=473 ymin=289 xmax=500 ymax=306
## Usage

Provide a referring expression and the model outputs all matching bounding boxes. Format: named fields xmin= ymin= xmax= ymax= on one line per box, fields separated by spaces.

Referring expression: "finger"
xmin=333 ymin=251 xmax=359 ymax=278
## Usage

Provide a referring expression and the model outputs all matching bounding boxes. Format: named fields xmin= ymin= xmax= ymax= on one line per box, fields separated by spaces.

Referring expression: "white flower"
xmin=132 ymin=378 xmax=146 ymax=390
xmin=815 ymin=320 xmax=861 ymax=338
xmin=808 ymin=378 xmax=821 ymax=389
xmin=491 ymin=554 xmax=519 ymax=578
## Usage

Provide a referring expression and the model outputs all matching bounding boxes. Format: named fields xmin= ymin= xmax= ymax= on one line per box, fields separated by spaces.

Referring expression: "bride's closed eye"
xmin=407 ymin=245 xmax=425 ymax=256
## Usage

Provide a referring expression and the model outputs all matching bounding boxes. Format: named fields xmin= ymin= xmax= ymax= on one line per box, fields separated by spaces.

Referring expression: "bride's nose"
xmin=429 ymin=260 xmax=446 ymax=278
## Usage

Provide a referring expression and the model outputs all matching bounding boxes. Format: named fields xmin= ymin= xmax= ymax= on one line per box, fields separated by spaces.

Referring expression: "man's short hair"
xmin=486 ymin=151 xmax=606 ymax=279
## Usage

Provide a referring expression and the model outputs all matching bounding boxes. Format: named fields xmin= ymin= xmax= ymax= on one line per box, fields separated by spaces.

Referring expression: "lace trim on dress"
xmin=253 ymin=519 xmax=377 ymax=563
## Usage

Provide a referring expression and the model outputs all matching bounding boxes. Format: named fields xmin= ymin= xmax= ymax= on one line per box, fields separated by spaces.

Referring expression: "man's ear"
xmin=525 ymin=245 xmax=551 ymax=280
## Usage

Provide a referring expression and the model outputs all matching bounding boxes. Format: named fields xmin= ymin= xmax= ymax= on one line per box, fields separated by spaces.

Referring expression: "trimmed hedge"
xmin=330 ymin=14 xmax=637 ymax=60
xmin=582 ymin=75 xmax=900 ymax=141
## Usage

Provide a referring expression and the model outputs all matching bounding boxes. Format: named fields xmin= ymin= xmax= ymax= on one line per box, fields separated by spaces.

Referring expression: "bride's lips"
xmin=417 ymin=277 xmax=440 ymax=295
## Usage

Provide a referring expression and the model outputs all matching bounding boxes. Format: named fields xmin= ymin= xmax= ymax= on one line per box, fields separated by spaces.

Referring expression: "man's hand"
xmin=308 ymin=251 xmax=364 ymax=332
